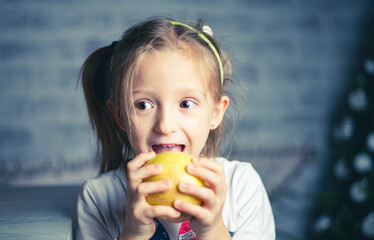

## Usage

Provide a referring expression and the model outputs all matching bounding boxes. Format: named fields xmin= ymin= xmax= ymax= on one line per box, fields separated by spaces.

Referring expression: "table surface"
xmin=0 ymin=185 xmax=81 ymax=240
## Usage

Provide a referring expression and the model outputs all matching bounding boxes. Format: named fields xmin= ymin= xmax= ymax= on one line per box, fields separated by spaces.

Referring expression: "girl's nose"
xmin=154 ymin=108 xmax=177 ymax=135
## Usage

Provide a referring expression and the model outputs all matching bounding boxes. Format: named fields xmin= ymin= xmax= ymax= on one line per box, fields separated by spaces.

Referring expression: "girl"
xmin=69 ymin=18 xmax=275 ymax=240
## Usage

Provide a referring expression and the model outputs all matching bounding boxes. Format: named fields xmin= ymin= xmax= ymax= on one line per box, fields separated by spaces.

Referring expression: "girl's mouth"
xmin=152 ymin=144 xmax=185 ymax=154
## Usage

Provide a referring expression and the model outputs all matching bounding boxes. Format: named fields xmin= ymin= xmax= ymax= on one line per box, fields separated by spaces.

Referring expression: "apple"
xmin=143 ymin=151 xmax=204 ymax=207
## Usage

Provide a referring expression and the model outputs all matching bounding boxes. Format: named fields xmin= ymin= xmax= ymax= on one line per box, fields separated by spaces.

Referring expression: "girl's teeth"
xmin=153 ymin=144 xmax=184 ymax=153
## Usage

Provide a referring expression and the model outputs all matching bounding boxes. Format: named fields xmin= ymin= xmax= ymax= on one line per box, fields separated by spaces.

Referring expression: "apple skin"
xmin=143 ymin=151 xmax=204 ymax=207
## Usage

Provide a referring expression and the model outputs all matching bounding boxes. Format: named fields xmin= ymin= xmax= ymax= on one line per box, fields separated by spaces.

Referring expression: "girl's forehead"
xmin=133 ymin=49 xmax=210 ymax=85
xmin=133 ymin=48 xmax=214 ymax=91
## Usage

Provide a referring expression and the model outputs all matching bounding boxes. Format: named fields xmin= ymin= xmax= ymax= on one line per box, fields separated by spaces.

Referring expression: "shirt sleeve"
xmin=227 ymin=161 xmax=276 ymax=240
xmin=69 ymin=181 xmax=115 ymax=240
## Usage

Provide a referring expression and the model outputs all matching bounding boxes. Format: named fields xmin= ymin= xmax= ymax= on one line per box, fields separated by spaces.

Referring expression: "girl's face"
xmin=127 ymin=49 xmax=229 ymax=158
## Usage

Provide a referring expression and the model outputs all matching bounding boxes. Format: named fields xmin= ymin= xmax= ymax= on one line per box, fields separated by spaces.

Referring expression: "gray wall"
xmin=0 ymin=0 xmax=373 ymax=238
xmin=1 ymin=0 xmax=370 ymax=166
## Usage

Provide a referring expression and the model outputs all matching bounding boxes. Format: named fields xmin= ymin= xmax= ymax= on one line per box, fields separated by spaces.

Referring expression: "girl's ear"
xmin=210 ymin=96 xmax=230 ymax=129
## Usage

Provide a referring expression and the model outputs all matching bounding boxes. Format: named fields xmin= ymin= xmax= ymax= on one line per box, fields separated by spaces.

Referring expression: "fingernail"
xmin=173 ymin=210 xmax=181 ymax=217
xmin=164 ymin=180 xmax=171 ymax=186
xmin=187 ymin=164 xmax=195 ymax=171
xmin=174 ymin=200 xmax=182 ymax=207
xmin=179 ymin=182 xmax=187 ymax=190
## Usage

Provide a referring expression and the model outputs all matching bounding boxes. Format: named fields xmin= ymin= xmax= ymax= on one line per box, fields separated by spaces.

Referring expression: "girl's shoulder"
xmin=73 ymin=164 xmax=128 ymax=238
xmin=216 ymin=157 xmax=261 ymax=182
xmin=216 ymin=157 xmax=266 ymax=204
xmin=217 ymin=157 xmax=275 ymax=237
xmin=79 ymin=163 xmax=127 ymax=205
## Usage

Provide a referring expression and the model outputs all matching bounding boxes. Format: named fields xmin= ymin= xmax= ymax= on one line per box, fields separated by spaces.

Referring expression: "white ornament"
xmin=362 ymin=211 xmax=374 ymax=238
xmin=341 ymin=117 xmax=354 ymax=140
xmin=202 ymin=25 xmax=213 ymax=36
xmin=349 ymin=179 xmax=368 ymax=203
xmin=333 ymin=117 xmax=354 ymax=141
xmin=365 ymin=59 xmax=374 ymax=76
xmin=348 ymin=88 xmax=367 ymax=112
xmin=334 ymin=158 xmax=350 ymax=180
xmin=314 ymin=214 xmax=332 ymax=233
xmin=353 ymin=152 xmax=373 ymax=174
xmin=366 ymin=132 xmax=374 ymax=152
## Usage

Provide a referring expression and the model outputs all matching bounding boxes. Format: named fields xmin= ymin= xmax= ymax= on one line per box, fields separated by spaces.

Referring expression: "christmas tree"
xmin=308 ymin=19 xmax=374 ymax=240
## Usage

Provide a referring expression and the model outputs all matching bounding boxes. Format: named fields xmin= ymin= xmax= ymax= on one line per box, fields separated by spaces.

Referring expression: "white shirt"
xmin=68 ymin=158 xmax=275 ymax=239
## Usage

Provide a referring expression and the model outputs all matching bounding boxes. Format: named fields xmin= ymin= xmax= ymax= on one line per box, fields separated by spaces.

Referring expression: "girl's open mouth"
xmin=152 ymin=144 xmax=185 ymax=154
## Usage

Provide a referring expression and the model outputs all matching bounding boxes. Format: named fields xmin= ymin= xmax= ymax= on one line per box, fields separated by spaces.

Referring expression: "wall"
xmin=0 ymin=0 xmax=372 ymax=238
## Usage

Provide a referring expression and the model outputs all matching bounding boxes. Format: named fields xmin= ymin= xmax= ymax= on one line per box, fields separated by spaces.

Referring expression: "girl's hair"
xmin=80 ymin=18 xmax=233 ymax=173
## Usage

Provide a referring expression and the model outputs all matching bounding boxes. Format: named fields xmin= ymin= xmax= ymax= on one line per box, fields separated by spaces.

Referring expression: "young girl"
xmin=69 ymin=18 xmax=275 ymax=240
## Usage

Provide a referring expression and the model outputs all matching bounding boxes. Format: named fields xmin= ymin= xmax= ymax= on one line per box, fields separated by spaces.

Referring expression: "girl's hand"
xmin=173 ymin=157 xmax=231 ymax=240
xmin=119 ymin=152 xmax=181 ymax=240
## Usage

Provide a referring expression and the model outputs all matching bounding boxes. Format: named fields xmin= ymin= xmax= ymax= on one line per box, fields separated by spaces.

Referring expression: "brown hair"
xmin=80 ymin=18 xmax=233 ymax=173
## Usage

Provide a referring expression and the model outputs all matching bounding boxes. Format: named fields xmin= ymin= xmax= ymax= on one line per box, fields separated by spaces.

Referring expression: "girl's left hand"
xmin=173 ymin=157 xmax=231 ymax=239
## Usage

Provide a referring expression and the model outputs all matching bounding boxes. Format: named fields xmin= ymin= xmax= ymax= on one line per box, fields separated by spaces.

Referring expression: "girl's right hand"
xmin=119 ymin=152 xmax=182 ymax=240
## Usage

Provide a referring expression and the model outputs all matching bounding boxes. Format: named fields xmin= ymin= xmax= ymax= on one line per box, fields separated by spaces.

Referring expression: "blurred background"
xmin=1 ymin=0 xmax=373 ymax=239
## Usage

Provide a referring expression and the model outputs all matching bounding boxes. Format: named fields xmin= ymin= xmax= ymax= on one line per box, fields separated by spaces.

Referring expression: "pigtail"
xmin=80 ymin=45 xmax=126 ymax=173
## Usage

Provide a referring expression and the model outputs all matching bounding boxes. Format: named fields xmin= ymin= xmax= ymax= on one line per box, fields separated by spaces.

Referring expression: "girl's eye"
xmin=135 ymin=101 xmax=153 ymax=110
xmin=180 ymin=100 xmax=196 ymax=109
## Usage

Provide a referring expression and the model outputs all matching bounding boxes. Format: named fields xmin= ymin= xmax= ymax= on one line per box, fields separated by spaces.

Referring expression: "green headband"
xmin=169 ymin=21 xmax=224 ymax=85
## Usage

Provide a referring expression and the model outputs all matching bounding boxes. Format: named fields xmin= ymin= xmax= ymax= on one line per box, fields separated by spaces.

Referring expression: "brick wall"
xmin=0 ymin=0 xmax=373 ymax=238
xmin=1 ymin=0 xmax=371 ymax=163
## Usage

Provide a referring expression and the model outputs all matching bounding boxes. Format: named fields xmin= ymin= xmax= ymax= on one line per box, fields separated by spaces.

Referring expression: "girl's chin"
xmin=159 ymin=213 xmax=192 ymax=223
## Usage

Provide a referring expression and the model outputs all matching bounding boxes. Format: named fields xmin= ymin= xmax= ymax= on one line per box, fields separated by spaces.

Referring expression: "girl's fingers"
xmin=186 ymin=162 xmax=225 ymax=192
xmin=129 ymin=162 xmax=164 ymax=182
xmin=127 ymin=164 xmax=163 ymax=192
xmin=144 ymin=205 xmax=182 ymax=219
xmin=137 ymin=180 xmax=172 ymax=195
xmin=173 ymin=199 xmax=208 ymax=222
xmin=126 ymin=152 xmax=162 ymax=190
xmin=178 ymin=159 xmax=227 ymax=218
xmin=177 ymin=182 xmax=217 ymax=208
xmin=127 ymin=151 xmax=156 ymax=171
xmin=193 ymin=157 xmax=224 ymax=174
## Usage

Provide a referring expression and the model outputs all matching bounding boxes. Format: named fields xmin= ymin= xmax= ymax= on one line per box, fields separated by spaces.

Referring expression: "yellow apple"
xmin=143 ymin=151 xmax=204 ymax=207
